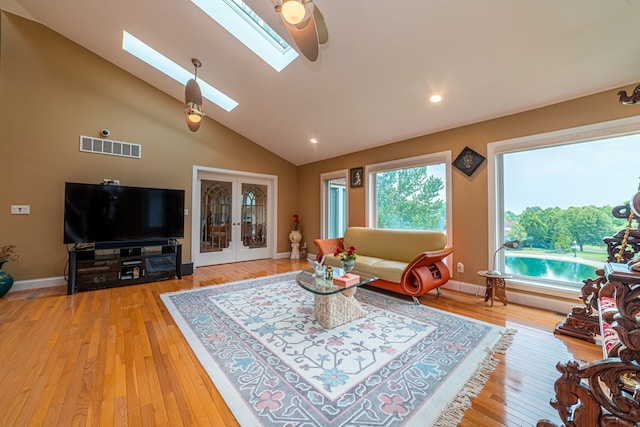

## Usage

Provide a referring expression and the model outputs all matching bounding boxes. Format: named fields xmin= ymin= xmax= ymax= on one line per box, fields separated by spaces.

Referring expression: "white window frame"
xmin=320 ymin=170 xmax=349 ymax=239
xmin=365 ymin=151 xmax=453 ymax=248
xmin=488 ymin=115 xmax=640 ymax=300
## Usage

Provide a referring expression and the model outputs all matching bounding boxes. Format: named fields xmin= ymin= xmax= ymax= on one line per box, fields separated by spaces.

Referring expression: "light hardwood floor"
xmin=0 ymin=259 xmax=600 ymax=426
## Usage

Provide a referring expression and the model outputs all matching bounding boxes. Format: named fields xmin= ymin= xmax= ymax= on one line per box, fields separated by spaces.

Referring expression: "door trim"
xmin=191 ymin=165 xmax=278 ymax=268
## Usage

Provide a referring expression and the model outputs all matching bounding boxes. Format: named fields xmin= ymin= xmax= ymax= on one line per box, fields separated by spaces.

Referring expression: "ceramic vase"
xmin=0 ymin=260 xmax=14 ymax=297
xmin=289 ymin=230 xmax=302 ymax=244
xmin=341 ymin=259 xmax=355 ymax=272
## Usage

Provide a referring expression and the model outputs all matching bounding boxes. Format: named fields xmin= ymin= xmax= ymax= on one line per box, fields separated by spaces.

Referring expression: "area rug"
xmin=160 ymin=271 xmax=514 ymax=426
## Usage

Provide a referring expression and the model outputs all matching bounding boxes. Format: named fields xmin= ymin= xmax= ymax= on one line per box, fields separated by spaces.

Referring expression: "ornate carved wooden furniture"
xmin=618 ymin=83 xmax=640 ymax=105
xmin=538 ymin=263 xmax=640 ymax=427
xmin=553 ymin=270 xmax=607 ymax=343
xmin=604 ymin=203 xmax=640 ymax=264
xmin=554 ymin=201 xmax=640 ymax=343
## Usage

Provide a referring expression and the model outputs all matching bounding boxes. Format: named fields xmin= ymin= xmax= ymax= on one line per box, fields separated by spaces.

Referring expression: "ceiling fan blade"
xmin=285 ymin=16 xmax=319 ymax=61
xmin=312 ymin=4 xmax=328 ymax=45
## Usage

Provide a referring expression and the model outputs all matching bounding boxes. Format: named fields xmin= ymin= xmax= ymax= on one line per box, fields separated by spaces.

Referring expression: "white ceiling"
xmin=3 ymin=0 xmax=640 ymax=165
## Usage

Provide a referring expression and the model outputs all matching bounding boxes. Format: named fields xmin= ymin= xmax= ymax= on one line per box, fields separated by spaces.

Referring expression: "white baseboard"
xmin=14 ymin=256 xmax=298 ymax=292
xmin=275 ymin=252 xmax=292 ymax=259
xmin=10 ymin=276 xmax=67 ymax=293
xmin=7 ymin=268 xmax=578 ymax=315
xmin=443 ymin=279 xmax=576 ymax=314
xmin=276 ymin=252 xmax=313 ymax=261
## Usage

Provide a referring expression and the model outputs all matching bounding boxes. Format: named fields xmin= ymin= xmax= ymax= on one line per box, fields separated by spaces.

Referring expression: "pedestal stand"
xmin=290 ymin=243 xmax=300 ymax=259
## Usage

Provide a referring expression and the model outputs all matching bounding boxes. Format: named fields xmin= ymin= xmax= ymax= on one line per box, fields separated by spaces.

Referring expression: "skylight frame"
xmin=122 ymin=31 xmax=238 ymax=112
xmin=191 ymin=0 xmax=298 ymax=72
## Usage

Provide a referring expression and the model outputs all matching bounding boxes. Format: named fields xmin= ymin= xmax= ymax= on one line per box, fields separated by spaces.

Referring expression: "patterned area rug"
xmin=161 ymin=271 xmax=514 ymax=426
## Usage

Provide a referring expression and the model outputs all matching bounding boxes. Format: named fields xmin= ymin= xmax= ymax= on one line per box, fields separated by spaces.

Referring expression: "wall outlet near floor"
xmin=11 ymin=205 xmax=30 ymax=215
xmin=457 ymin=262 xmax=464 ymax=273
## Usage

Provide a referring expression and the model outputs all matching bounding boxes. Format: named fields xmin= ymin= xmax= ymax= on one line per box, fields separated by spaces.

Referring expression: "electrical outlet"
xmin=457 ymin=262 xmax=464 ymax=273
xmin=11 ymin=205 xmax=30 ymax=215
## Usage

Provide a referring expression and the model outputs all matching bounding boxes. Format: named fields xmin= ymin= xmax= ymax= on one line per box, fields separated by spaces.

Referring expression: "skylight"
xmin=191 ymin=0 xmax=298 ymax=72
xmin=122 ymin=31 xmax=238 ymax=112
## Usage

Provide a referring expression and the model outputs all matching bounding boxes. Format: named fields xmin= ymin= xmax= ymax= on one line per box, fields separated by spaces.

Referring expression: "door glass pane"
xmin=241 ymin=183 xmax=267 ymax=249
xmin=328 ymin=177 xmax=347 ymax=238
xmin=201 ymin=180 xmax=232 ymax=252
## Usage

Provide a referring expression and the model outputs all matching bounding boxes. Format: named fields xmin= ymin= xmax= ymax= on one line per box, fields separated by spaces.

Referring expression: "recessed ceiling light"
xmin=310 ymin=138 xmax=318 ymax=144
xmin=430 ymin=94 xmax=442 ymax=103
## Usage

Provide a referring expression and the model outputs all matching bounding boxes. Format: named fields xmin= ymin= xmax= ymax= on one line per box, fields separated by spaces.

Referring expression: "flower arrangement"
xmin=0 ymin=245 xmax=19 ymax=262
xmin=334 ymin=245 xmax=357 ymax=261
xmin=291 ymin=214 xmax=302 ymax=231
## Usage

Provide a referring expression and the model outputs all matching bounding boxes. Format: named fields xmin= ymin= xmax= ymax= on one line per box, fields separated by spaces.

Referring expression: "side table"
xmin=477 ymin=270 xmax=512 ymax=307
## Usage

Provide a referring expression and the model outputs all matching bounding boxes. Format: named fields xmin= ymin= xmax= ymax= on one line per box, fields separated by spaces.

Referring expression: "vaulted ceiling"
xmin=3 ymin=0 xmax=640 ymax=165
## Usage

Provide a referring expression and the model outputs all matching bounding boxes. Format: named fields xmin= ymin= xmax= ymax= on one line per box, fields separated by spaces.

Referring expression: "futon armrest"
xmin=313 ymin=238 xmax=344 ymax=262
xmin=407 ymin=247 xmax=454 ymax=269
xmin=399 ymin=247 xmax=454 ymax=296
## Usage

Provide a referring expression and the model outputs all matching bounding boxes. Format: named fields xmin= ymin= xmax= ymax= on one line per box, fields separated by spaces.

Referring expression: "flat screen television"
xmin=64 ymin=182 xmax=185 ymax=245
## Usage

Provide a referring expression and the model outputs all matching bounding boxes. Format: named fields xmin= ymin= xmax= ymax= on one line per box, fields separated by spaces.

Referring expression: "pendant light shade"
xmin=281 ymin=0 xmax=307 ymax=25
xmin=185 ymin=58 xmax=204 ymax=132
xmin=275 ymin=0 xmax=328 ymax=62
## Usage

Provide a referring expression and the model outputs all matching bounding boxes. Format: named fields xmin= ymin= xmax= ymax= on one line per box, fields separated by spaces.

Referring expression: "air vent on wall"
xmin=79 ymin=136 xmax=142 ymax=159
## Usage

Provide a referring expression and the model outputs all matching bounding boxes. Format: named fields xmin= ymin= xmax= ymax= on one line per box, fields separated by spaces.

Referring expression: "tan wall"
xmin=0 ymin=12 xmax=298 ymax=281
xmin=298 ymin=87 xmax=640 ymax=287
xmin=2 ymin=10 xmax=639 ymax=287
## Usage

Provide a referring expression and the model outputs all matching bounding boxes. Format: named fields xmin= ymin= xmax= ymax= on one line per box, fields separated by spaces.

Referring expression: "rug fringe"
xmin=431 ymin=328 xmax=517 ymax=427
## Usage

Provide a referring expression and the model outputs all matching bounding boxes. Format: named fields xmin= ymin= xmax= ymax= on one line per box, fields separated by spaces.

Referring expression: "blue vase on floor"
xmin=0 ymin=260 xmax=14 ymax=297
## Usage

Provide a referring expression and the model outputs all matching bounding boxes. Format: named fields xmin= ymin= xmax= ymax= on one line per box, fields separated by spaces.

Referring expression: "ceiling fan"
xmin=274 ymin=0 xmax=328 ymax=62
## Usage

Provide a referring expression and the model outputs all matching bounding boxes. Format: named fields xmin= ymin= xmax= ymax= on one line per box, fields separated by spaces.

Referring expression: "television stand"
xmin=67 ymin=240 xmax=182 ymax=294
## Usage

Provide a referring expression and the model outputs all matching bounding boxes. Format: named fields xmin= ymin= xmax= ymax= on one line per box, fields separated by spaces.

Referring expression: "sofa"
xmin=314 ymin=227 xmax=454 ymax=303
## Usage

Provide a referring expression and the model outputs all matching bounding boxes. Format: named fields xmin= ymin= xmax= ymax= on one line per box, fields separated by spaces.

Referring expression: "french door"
xmin=193 ymin=167 xmax=276 ymax=267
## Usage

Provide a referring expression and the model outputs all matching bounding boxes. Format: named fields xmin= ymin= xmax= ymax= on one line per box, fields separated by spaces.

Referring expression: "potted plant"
xmin=289 ymin=214 xmax=302 ymax=244
xmin=334 ymin=245 xmax=357 ymax=272
xmin=0 ymin=245 xmax=19 ymax=297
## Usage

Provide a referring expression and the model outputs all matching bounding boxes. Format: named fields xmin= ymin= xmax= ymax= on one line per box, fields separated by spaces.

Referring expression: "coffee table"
xmin=296 ymin=268 xmax=378 ymax=329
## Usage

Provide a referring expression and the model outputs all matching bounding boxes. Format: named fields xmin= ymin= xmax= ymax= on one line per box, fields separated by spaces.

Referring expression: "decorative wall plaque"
xmin=453 ymin=146 xmax=485 ymax=177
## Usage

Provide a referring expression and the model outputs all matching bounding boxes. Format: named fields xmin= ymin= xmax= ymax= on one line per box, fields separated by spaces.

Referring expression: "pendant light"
xmin=185 ymin=58 xmax=204 ymax=132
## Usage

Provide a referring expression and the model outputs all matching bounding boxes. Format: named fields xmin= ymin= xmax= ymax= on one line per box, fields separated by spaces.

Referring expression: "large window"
xmin=489 ymin=117 xmax=640 ymax=295
xmin=367 ymin=152 xmax=451 ymax=238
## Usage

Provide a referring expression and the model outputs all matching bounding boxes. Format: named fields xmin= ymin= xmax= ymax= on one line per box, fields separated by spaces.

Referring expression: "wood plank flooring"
xmin=0 ymin=259 xmax=600 ymax=426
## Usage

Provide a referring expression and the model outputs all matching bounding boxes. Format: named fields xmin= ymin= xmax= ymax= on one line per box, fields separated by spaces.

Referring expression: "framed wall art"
xmin=453 ymin=146 xmax=485 ymax=177
xmin=350 ymin=167 xmax=363 ymax=188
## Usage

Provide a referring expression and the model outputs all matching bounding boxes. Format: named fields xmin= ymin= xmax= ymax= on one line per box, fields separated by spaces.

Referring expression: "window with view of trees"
xmin=367 ymin=153 xmax=451 ymax=235
xmin=321 ymin=171 xmax=348 ymax=239
xmin=490 ymin=117 xmax=640 ymax=292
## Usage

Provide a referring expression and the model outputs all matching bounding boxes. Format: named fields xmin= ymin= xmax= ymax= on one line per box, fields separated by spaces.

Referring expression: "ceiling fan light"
xmin=281 ymin=0 xmax=307 ymax=25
